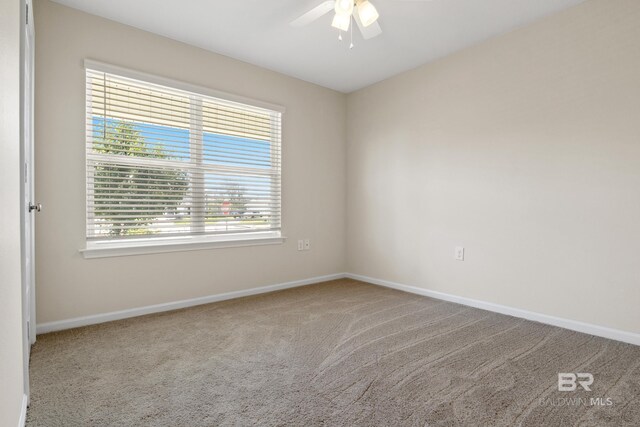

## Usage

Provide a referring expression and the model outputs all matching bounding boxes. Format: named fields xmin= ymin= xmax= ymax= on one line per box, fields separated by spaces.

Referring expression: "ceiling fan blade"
xmin=354 ymin=12 xmax=382 ymax=40
xmin=290 ymin=1 xmax=335 ymax=27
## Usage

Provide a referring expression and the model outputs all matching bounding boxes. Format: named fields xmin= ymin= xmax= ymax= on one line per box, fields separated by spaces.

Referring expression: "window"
xmin=83 ymin=61 xmax=283 ymax=257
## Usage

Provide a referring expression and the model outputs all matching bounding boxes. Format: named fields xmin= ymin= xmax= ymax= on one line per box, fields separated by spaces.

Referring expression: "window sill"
xmin=80 ymin=232 xmax=286 ymax=259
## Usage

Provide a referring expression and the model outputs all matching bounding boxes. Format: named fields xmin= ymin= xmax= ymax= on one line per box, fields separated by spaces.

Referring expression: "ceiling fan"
xmin=291 ymin=0 xmax=433 ymax=45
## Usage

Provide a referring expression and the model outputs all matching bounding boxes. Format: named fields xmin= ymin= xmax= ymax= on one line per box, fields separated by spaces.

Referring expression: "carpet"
xmin=26 ymin=279 xmax=640 ymax=426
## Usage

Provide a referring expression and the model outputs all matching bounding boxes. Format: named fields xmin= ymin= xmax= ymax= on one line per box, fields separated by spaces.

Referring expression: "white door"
xmin=21 ymin=0 xmax=36 ymax=401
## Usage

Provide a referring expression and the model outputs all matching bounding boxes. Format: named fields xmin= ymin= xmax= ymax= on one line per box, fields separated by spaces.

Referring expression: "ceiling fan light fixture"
xmin=357 ymin=0 xmax=379 ymax=27
xmin=335 ymin=0 xmax=354 ymax=16
xmin=331 ymin=12 xmax=351 ymax=32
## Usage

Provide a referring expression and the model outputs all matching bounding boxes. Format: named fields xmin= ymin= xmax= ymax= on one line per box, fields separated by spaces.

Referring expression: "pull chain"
xmin=349 ymin=15 xmax=354 ymax=49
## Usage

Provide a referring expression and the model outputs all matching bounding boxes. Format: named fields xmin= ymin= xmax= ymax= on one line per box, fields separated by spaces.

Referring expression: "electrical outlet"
xmin=304 ymin=239 xmax=311 ymax=250
xmin=455 ymin=246 xmax=465 ymax=261
xmin=297 ymin=240 xmax=304 ymax=251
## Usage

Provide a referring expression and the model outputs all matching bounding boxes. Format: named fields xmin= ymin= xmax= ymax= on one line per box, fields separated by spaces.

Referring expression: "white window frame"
xmin=80 ymin=60 xmax=286 ymax=258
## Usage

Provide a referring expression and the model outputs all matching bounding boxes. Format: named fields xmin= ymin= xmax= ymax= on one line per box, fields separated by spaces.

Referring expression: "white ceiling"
xmin=51 ymin=0 xmax=586 ymax=93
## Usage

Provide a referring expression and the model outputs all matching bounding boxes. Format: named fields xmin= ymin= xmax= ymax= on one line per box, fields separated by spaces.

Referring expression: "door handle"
xmin=28 ymin=203 xmax=42 ymax=213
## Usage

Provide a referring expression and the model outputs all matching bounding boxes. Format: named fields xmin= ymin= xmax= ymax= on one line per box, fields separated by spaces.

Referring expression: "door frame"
xmin=20 ymin=0 xmax=36 ymax=402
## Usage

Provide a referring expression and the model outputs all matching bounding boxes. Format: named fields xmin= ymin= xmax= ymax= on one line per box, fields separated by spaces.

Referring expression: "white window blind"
xmin=85 ymin=63 xmax=282 ymax=243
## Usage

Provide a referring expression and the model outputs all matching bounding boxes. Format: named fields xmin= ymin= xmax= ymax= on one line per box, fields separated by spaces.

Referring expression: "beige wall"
xmin=347 ymin=0 xmax=640 ymax=334
xmin=0 ymin=0 xmax=26 ymax=424
xmin=35 ymin=0 xmax=640 ymax=337
xmin=35 ymin=0 xmax=347 ymax=324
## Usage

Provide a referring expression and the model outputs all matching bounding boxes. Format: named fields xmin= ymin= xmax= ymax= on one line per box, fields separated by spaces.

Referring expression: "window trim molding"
xmin=80 ymin=232 xmax=286 ymax=259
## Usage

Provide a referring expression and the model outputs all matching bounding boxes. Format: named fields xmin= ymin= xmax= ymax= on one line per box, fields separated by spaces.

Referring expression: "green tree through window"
xmin=92 ymin=120 xmax=189 ymax=236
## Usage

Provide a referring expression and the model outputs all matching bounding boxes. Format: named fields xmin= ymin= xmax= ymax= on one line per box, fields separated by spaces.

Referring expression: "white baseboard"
xmin=18 ymin=393 xmax=27 ymax=427
xmin=346 ymin=273 xmax=640 ymax=347
xmin=36 ymin=273 xmax=347 ymax=334
xmin=36 ymin=271 xmax=639 ymax=347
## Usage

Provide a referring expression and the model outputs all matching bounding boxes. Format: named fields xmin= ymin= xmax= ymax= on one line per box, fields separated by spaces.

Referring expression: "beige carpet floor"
xmin=27 ymin=279 xmax=640 ymax=426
